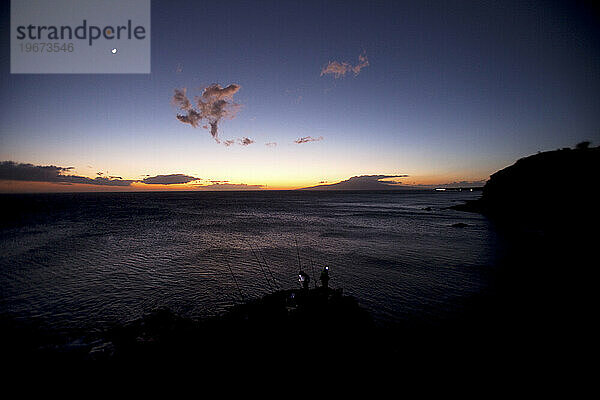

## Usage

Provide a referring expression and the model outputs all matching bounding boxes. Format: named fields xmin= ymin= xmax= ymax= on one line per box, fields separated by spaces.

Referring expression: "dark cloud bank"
xmin=0 ymin=161 xmax=201 ymax=187
xmin=0 ymin=161 xmax=267 ymax=190
xmin=0 ymin=161 xmax=136 ymax=186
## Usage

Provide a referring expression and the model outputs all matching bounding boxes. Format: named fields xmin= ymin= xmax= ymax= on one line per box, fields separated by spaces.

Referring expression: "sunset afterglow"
xmin=1 ymin=1 xmax=598 ymax=192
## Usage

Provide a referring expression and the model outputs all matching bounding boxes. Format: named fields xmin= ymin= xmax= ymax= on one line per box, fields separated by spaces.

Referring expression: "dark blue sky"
xmin=0 ymin=0 xmax=598 ymax=189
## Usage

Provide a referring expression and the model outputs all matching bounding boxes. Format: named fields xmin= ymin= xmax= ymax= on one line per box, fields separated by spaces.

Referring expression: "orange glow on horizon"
xmin=0 ymin=172 xmax=488 ymax=193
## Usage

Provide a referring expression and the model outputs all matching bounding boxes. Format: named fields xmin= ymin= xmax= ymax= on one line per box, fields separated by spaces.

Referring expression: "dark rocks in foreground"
xmin=106 ymin=287 xmax=375 ymax=363
xmin=2 ymin=287 xmax=381 ymax=365
xmin=2 ymin=285 xmax=507 ymax=367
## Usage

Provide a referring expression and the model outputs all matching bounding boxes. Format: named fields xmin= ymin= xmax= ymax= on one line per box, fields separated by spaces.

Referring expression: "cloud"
xmin=1 ymin=161 xmax=276 ymax=192
xmin=354 ymin=52 xmax=369 ymax=74
xmin=0 ymin=162 xmax=204 ymax=187
xmin=0 ymin=161 xmax=134 ymax=186
xmin=79 ymin=177 xmax=135 ymax=186
xmin=176 ymin=109 xmax=203 ymax=128
xmin=172 ymin=88 xmax=192 ymax=111
xmin=320 ymin=51 xmax=369 ymax=78
xmin=239 ymin=137 xmax=254 ymax=146
xmin=299 ymin=174 xmax=409 ymax=190
xmin=222 ymin=137 xmax=255 ymax=147
xmin=172 ymin=83 xmax=242 ymax=142
xmin=321 ymin=62 xmax=352 ymax=78
xmin=202 ymin=84 xmax=241 ymax=100
xmin=141 ymin=174 xmax=201 ymax=185
xmin=294 ymin=136 xmax=323 ymax=144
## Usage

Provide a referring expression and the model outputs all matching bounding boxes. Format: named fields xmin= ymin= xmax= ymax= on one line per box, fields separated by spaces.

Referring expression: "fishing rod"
xmin=308 ymin=249 xmax=317 ymax=289
xmin=226 ymin=259 xmax=245 ymax=302
xmin=295 ymin=239 xmax=302 ymax=271
xmin=258 ymin=248 xmax=278 ymax=290
xmin=250 ymin=244 xmax=274 ymax=291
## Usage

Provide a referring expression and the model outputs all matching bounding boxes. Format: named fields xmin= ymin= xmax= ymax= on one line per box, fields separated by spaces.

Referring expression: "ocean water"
xmin=0 ymin=190 xmax=499 ymax=333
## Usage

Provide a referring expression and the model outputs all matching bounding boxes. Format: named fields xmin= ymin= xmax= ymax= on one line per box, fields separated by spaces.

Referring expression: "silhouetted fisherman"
xmin=298 ymin=270 xmax=310 ymax=290
xmin=320 ymin=266 xmax=330 ymax=290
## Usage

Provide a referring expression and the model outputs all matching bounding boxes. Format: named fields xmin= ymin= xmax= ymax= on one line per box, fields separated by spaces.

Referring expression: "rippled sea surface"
xmin=0 ymin=190 xmax=499 ymax=332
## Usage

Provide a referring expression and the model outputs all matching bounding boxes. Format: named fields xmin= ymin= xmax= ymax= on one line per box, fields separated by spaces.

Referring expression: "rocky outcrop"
xmin=452 ymin=143 xmax=600 ymax=228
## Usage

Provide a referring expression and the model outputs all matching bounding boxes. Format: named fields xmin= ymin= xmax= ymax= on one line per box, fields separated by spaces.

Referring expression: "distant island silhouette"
xmin=298 ymin=174 xmax=485 ymax=191
xmin=298 ymin=174 xmax=411 ymax=190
